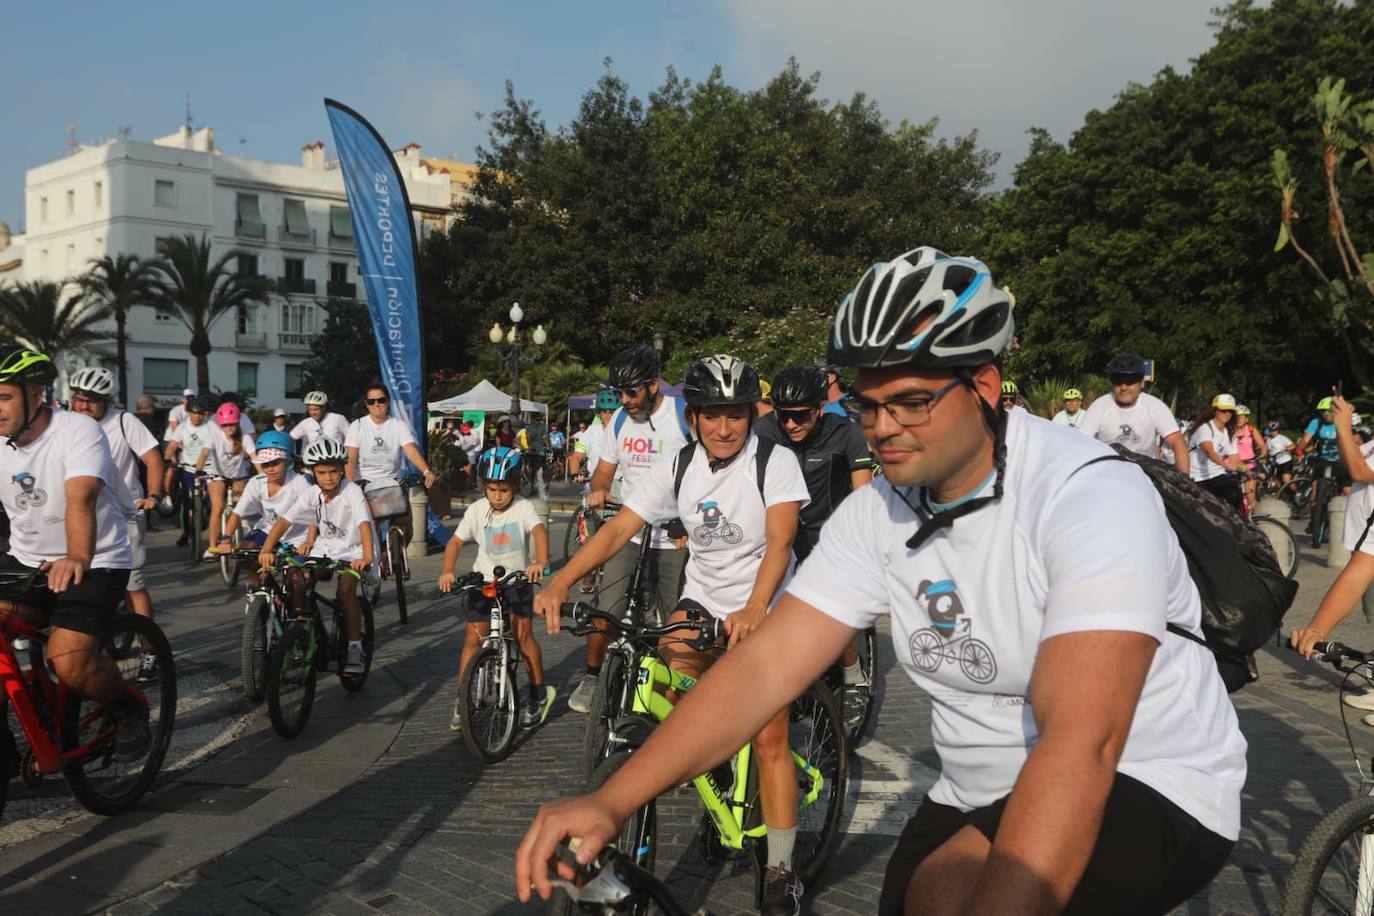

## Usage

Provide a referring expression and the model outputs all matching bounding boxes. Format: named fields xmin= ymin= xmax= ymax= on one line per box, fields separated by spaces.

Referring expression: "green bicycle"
xmin=553 ymin=601 xmax=848 ymax=915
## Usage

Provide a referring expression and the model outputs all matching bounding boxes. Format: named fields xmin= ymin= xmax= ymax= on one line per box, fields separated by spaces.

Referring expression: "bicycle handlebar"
xmin=561 ymin=601 xmax=724 ymax=650
xmin=1286 ymin=638 xmax=1370 ymax=665
xmin=452 ymin=566 xmax=531 ymax=592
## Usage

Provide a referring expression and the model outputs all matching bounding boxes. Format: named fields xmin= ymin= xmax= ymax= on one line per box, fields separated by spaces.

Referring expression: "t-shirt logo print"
xmin=320 ymin=519 xmax=345 ymax=540
xmin=370 ymin=435 xmax=386 ymax=454
xmin=690 ymin=499 xmax=744 ymax=547
xmin=908 ymin=579 xmax=998 ymax=684
xmin=10 ymin=472 xmax=48 ymax=509
xmin=1116 ymin=423 xmax=1138 ymax=446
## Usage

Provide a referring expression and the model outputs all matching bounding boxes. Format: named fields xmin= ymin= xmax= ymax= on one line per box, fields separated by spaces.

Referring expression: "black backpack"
xmin=672 ymin=439 xmax=775 ymax=502
xmin=1077 ymin=445 xmax=1298 ymax=692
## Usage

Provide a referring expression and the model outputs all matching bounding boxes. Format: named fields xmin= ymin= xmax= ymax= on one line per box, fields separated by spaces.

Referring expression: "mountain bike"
xmin=452 ymin=566 xmax=538 ymax=763
xmin=553 ymin=601 xmax=848 ymax=915
xmin=179 ymin=470 xmax=210 ymax=563
xmin=264 ymin=556 xmax=375 ymax=739
xmin=549 ymin=841 xmax=698 ymax=916
xmin=1311 ymin=465 xmax=1340 ymax=549
xmin=1282 ymin=640 xmax=1374 ymax=914
xmin=1235 ymin=471 xmax=1300 ymax=579
xmin=1 ymin=571 xmax=176 ymax=820
xmin=363 ymin=476 xmax=413 ymax=625
xmin=232 ymin=545 xmax=296 ymax=703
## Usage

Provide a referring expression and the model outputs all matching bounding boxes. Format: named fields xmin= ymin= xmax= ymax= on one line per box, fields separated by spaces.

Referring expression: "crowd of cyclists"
xmin=5 ymin=241 xmax=1374 ymax=915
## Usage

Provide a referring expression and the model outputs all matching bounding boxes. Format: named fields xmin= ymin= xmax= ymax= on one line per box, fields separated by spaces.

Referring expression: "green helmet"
xmin=1063 ymin=388 xmax=1083 ymax=400
xmin=1000 ymin=380 xmax=1019 ymax=396
xmin=1317 ymin=396 xmax=1335 ymax=411
xmin=0 ymin=348 xmax=56 ymax=388
xmin=594 ymin=388 xmax=620 ymax=411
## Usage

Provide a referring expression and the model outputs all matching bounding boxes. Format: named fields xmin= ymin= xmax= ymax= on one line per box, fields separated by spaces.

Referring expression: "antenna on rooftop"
xmin=185 ymin=95 xmax=194 ymax=132
xmin=66 ymin=123 xmax=79 ymax=155
xmin=117 ymin=126 xmax=132 ymax=140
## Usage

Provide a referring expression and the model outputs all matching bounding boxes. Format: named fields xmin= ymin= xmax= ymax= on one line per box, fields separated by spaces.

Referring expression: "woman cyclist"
xmin=1232 ymin=405 xmax=1267 ymax=510
xmin=1189 ymin=394 xmax=1246 ymax=512
xmin=534 ymin=354 xmax=813 ymax=912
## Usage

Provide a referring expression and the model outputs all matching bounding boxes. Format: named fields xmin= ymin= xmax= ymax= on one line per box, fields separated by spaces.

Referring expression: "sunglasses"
xmin=777 ymin=408 xmax=816 ymax=426
xmin=366 ymin=396 xmax=389 ymax=405
xmin=616 ymin=386 xmax=646 ymax=398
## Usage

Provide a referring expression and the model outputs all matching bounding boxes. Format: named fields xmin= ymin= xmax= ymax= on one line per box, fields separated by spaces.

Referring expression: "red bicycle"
xmin=1 ymin=571 xmax=176 ymax=820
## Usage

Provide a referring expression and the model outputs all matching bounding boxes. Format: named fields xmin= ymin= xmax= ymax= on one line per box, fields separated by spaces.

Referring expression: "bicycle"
xmin=549 ymin=840 xmax=699 ymax=916
xmin=1311 ymin=464 xmax=1340 ymax=549
xmin=179 ymin=470 xmax=210 ymax=563
xmin=1235 ymin=471 xmax=1300 ymax=580
xmin=909 ymin=617 xmax=998 ymax=684
xmin=362 ymin=476 xmax=413 ymax=625
xmin=452 ymin=566 xmax=538 ymax=763
xmin=232 ymin=545 xmax=297 ymax=703
xmin=263 ymin=556 xmax=375 ymax=739
xmin=1281 ymin=640 xmax=1374 ymax=914
xmin=561 ymin=499 xmax=615 ymax=605
xmin=219 ymin=502 xmax=245 ymax=587
xmin=0 ymin=571 xmax=176 ymax=820
xmin=553 ymin=601 xmax=848 ymax=915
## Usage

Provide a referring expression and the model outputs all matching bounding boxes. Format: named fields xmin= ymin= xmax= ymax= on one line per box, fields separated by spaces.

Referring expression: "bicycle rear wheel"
xmin=1255 ymin=516 xmax=1300 ymax=579
xmin=266 ymin=620 xmax=317 ymax=738
xmin=219 ymin=510 xmax=241 ymax=587
xmin=459 ymin=645 xmax=518 ymax=763
xmin=389 ymin=527 xmax=408 ymax=624
xmin=63 ymin=614 xmax=177 ymax=816
xmin=1282 ymin=794 xmax=1374 ymax=915
xmin=239 ymin=593 xmax=272 ymax=702
xmin=582 ymin=650 xmax=630 ymax=779
xmin=339 ymin=595 xmax=375 ymax=693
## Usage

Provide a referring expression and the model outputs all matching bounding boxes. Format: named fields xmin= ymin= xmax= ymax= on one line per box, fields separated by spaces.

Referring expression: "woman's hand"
xmin=725 ymin=603 xmax=767 ymax=648
xmin=1290 ymin=625 xmax=1328 ymax=659
xmin=514 ymin=794 xmax=623 ymax=903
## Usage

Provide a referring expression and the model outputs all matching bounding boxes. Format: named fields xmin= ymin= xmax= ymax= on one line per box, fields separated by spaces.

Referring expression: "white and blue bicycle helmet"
xmin=478 ymin=446 xmax=522 ymax=483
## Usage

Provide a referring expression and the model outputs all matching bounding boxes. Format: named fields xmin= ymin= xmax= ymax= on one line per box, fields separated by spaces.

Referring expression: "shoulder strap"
xmin=755 ymin=437 xmax=774 ymax=501
xmin=613 ymin=408 xmax=628 ymax=437
xmin=672 ymin=441 xmax=697 ymax=500
xmin=117 ymin=411 xmax=141 ymax=461
xmin=1354 ymin=504 xmax=1374 ymax=554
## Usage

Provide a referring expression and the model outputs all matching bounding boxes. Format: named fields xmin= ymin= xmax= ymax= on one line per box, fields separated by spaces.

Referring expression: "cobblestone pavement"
xmin=1 ymin=511 xmax=1372 ymax=914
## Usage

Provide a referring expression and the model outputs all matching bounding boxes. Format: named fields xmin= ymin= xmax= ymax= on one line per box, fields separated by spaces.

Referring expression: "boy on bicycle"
xmin=438 ymin=446 xmax=554 ymax=732
xmin=257 ymin=439 xmax=373 ymax=675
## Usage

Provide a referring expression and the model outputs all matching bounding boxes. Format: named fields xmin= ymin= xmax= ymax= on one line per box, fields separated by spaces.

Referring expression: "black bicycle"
xmin=179 ymin=470 xmax=210 ymax=563
xmin=549 ymin=841 xmax=700 ymax=916
xmin=1310 ymin=464 xmax=1340 ymax=549
xmin=264 ymin=556 xmax=376 ymax=739
xmin=231 ymin=545 xmax=296 ymax=703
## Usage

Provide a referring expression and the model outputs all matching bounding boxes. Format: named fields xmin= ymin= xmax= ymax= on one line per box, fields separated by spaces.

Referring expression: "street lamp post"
xmin=488 ymin=301 xmax=548 ymax=431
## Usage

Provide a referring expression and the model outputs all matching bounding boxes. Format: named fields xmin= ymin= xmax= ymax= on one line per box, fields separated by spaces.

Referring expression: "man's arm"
xmin=1164 ymin=431 xmax=1189 ymax=472
xmin=850 ymin=468 xmax=873 ymax=489
xmin=50 ymin=476 xmax=101 ymax=592
xmin=139 ymin=446 xmax=166 ymax=506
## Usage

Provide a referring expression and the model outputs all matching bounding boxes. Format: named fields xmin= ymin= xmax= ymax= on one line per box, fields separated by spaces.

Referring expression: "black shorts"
xmin=878 ymin=772 xmax=1233 ymax=916
xmin=1313 ymin=458 xmax=1352 ymax=491
xmin=0 ymin=554 xmax=130 ymax=637
xmin=464 ymin=582 xmax=534 ymax=624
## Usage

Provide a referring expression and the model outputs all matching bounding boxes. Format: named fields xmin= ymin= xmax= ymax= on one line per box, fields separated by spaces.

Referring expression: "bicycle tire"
xmin=219 ymin=509 xmax=241 ymax=587
xmin=190 ymin=489 xmax=205 ymax=563
xmin=843 ymin=625 xmax=879 ymax=746
xmin=239 ymin=593 xmax=272 ymax=702
xmin=63 ymin=614 xmax=177 ymax=816
xmin=389 ymin=528 xmax=408 ymax=624
xmin=266 ymin=620 xmax=317 ymax=739
xmin=1281 ymin=793 xmax=1374 ymax=915
xmin=339 ymin=594 xmax=375 ymax=693
xmin=582 ymin=650 xmax=631 ymax=779
xmin=459 ymin=645 xmax=518 ymax=763
xmin=1255 ymin=516 xmax=1300 ymax=579
xmin=561 ymin=506 xmax=582 ymax=564
xmin=1313 ymin=479 xmax=1332 ymax=549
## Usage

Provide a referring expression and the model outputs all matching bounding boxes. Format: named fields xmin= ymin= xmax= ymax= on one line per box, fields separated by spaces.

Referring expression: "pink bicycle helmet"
xmin=215 ymin=402 xmax=241 ymax=426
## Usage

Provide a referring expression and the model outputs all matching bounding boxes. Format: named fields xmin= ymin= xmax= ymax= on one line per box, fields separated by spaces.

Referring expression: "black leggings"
xmin=1199 ymin=474 xmax=1244 ymax=513
xmin=878 ymin=773 xmax=1234 ymax=915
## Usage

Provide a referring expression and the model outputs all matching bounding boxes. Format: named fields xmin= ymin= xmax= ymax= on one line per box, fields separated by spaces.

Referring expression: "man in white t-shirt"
xmin=569 ymin=345 xmax=692 ymax=714
xmin=69 ymin=367 xmax=166 ymax=680
xmin=516 ymin=249 xmax=1244 ymax=914
xmin=162 ymin=387 xmax=195 ymax=442
xmin=289 ymin=390 xmax=349 ymax=448
xmin=0 ymin=348 xmax=150 ymax=763
xmin=1077 ymin=353 xmax=1189 ymax=471
xmin=1051 ymin=387 xmax=1086 ymax=429
xmin=344 ymin=383 xmax=436 ymax=550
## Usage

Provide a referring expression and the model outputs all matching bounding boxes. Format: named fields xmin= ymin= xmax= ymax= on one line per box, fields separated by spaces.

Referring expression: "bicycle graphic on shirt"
xmin=11 ymin=473 xmax=48 ymax=509
xmin=908 ymin=618 xmax=998 ymax=684
xmin=691 ymin=500 xmax=743 ymax=547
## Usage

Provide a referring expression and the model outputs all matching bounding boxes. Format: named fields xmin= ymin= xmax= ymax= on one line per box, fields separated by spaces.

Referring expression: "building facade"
xmin=13 ymin=126 xmax=466 ymax=411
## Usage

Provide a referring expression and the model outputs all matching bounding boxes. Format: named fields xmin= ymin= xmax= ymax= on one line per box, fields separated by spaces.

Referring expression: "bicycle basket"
xmin=363 ymin=479 xmax=408 ymax=519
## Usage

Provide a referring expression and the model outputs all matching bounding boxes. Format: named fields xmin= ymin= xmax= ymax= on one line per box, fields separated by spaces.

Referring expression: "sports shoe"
xmin=112 ymin=700 xmax=151 ymax=763
xmin=1345 ymin=690 xmax=1374 ymax=711
xmin=136 ymin=653 xmax=160 ymax=684
xmin=760 ymin=866 xmax=803 ymax=915
xmin=568 ymin=674 xmax=598 ymax=714
xmin=449 ymin=697 xmax=463 ymax=733
xmin=522 ymin=685 xmax=557 ymax=729
xmin=176 ymin=534 xmax=189 ymax=547
xmin=202 ymin=548 xmax=217 ymax=561
xmin=345 ymin=644 xmax=366 ymax=675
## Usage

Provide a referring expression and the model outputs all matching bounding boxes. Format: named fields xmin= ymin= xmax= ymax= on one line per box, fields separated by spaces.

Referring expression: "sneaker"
xmin=112 ymin=702 xmax=151 ymax=763
xmin=202 ymin=548 xmax=217 ymax=562
xmin=522 ymin=686 xmax=557 ymax=729
xmin=176 ymin=534 xmax=189 ymax=548
xmin=760 ymin=866 xmax=803 ymax=916
xmin=136 ymin=653 xmax=160 ymax=684
xmin=1344 ymin=690 xmax=1374 ymax=711
xmin=449 ymin=696 xmax=464 ymax=733
xmin=568 ymin=674 xmax=598 ymax=714
xmin=160 ymin=495 xmax=174 ymax=514
xmin=345 ymin=644 xmax=366 ymax=675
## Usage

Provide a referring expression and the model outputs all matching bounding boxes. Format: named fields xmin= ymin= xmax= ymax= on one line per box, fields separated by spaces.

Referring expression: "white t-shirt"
xmin=456 ymin=430 xmax=483 ymax=460
xmin=625 ymin=435 xmax=810 ymax=620
xmin=345 ymin=415 xmax=416 ymax=482
xmin=171 ymin=419 xmax=215 ymax=471
xmin=1077 ymin=391 xmax=1182 ymax=459
xmin=1 ymin=410 xmax=133 ymax=569
xmin=98 ymin=408 xmax=159 ymax=501
xmin=455 ymin=496 xmax=544 ymax=578
xmin=1188 ymin=420 xmax=1235 ymax=482
xmin=1051 ymin=409 xmax=1085 ymax=430
xmin=581 ymin=418 xmax=622 ymax=499
xmin=1343 ymin=441 xmax=1374 ymax=555
xmin=597 ymin=397 xmax=691 ymax=548
xmin=786 ymin=411 xmax=1246 ymax=841
xmin=1267 ymin=433 xmax=1295 ymax=466
xmin=233 ymin=472 xmax=312 ymax=546
xmin=290 ymin=413 xmax=349 ymax=447
xmin=208 ymin=428 xmax=257 ymax=480
xmin=163 ymin=402 xmax=189 ymax=441
xmin=286 ymin=479 xmax=374 ymax=563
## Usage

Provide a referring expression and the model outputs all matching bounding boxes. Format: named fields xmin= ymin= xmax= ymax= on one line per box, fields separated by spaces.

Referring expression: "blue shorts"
xmin=464 ymin=582 xmax=534 ymax=624
xmin=244 ymin=529 xmax=268 ymax=547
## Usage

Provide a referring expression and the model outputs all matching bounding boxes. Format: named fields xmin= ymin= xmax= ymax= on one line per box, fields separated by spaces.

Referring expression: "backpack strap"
xmin=613 ymin=408 xmax=628 ymax=437
xmin=672 ymin=441 xmax=697 ymax=501
xmin=755 ymin=437 xmax=774 ymax=502
xmin=1354 ymin=505 xmax=1374 ymax=554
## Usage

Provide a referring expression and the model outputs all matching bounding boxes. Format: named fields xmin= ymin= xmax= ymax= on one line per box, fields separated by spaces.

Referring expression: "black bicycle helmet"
xmin=607 ymin=344 xmax=660 ymax=389
xmin=191 ymin=395 xmax=217 ymax=414
xmin=682 ymin=355 xmax=762 ymax=407
xmin=770 ymin=366 xmax=828 ymax=407
xmin=1105 ymin=353 xmax=1147 ymax=377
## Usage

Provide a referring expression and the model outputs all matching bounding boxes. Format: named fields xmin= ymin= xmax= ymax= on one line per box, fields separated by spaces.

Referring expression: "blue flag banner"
xmin=324 ymin=98 xmax=450 ymax=545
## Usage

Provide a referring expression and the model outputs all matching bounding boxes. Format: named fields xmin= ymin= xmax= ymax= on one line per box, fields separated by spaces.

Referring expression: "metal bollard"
xmin=1256 ymin=496 xmax=1290 ymax=524
xmin=1328 ymin=494 xmax=1350 ymax=568
xmin=408 ymin=488 xmax=430 ymax=561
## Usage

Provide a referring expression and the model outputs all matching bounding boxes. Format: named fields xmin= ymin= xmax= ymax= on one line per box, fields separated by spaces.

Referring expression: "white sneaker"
xmin=568 ymin=674 xmax=598 ymax=714
xmin=345 ymin=644 xmax=366 ymax=675
xmin=449 ymin=696 xmax=463 ymax=733
xmin=1344 ymin=690 xmax=1374 ymax=711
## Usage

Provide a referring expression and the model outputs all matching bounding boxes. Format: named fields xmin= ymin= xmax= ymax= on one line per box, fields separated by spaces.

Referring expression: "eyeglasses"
xmin=616 ymin=385 xmax=646 ymax=398
xmin=856 ymin=379 xmax=963 ymax=429
xmin=777 ymin=408 xmax=817 ymax=426
xmin=70 ymin=394 xmax=104 ymax=406
xmin=366 ymin=396 xmax=388 ymax=405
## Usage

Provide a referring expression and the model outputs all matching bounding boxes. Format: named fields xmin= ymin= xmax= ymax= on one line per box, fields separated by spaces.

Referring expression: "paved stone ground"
xmin=1 ymin=504 xmax=1372 ymax=914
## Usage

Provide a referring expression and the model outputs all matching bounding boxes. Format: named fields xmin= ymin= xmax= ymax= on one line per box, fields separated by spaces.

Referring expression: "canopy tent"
xmin=567 ymin=378 xmax=683 ymax=411
xmin=427 ymin=378 xmax=548 ymax=416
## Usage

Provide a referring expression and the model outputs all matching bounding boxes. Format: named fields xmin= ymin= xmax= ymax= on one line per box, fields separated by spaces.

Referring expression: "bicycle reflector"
xmin=483 ymin=580 xmax=498 ymax=599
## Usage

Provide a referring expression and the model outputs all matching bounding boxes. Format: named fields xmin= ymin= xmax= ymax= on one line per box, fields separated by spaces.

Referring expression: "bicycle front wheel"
xmin=1313 ymin=480 xmax=1333 ymax=549
xmin=1282 ymin=794 xmax=1374 ymax=915
xmin=219 ymin=511 xmax=241 ymax=587
xmin=63 ymin=613 xmax=177 ymax=816
xmin=239 ymin=593 xmax=272 ymax=702
xmin=389 ymin=527 xmax=408 ymax=624
xmin=1255 ymin=516 xmax=1300 ymax=579
xmin=459 ymin=645 xmax=518 ymax=763
xmin=266 ymin=620 xmax=317 ymax=738
xmin=582 ymin=650 xmax=630 ymax=779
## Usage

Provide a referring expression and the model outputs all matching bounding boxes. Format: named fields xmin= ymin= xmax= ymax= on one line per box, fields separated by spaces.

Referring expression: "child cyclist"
xmin=439 ymin=446 xmax=556 ymax=732
xmin=214 ymin=430 xmax=311 ymax=585
xmin=200 ymin=402 xmax=256 ymax=560
xmin=534 ymin=354 xmax=812 ymax=912
xmin=258 ymin=439 xmax=374 ymax=675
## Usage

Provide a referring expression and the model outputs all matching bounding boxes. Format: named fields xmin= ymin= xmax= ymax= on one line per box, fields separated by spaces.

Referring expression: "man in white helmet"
xmin=290 ymin=390 xmax=348 ymax=448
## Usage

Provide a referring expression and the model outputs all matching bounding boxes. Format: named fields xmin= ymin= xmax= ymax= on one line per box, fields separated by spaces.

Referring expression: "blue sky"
xmin=2 ymin=0 xmax=1222 ymax=229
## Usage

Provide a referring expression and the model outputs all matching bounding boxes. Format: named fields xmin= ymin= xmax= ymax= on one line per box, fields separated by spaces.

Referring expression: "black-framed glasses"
xmin=366 ymin=396 xmax=389 ymax=405
xmin=856 ymin=379 xmax=963 ymax=429
xmin=70 ymin=393 xmax=105 ymax=406
xmin=777 ymin=408 xmax=818 ymax=426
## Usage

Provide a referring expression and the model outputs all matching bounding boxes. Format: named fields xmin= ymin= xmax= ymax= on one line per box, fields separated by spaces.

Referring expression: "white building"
xmin=11 ymin=126 xmax=463 ymax=411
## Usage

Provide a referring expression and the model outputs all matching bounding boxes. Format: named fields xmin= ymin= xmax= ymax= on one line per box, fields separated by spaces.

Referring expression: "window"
xmin=283 ymin=257 xmax=305 ymax=281
xmin=143 ymin=358 xmax=188 ymax=396
xmin=154 ymin=179 xmax=177 ymax=207
xmin=237 ymin=305 xmax=260 ymax=334
xmin=65 ymin=190 xmax=75 ymax=216
xmin=237 ymin=362 xmax=259 ymax=397
xmin=329 ymin=205 xmax=353 ymax=241
xmin=283 ymin=198 xmax=310 ymax=237
xmin=94 ymin=181 xmax=103 ymax=210
xmin=237 ymin=253 xmax=259 ymax=277
xmin=39 ymin=197 xmax=48 ymax=224
xmin=329 ymin=262 xmax=349 ymax=284
xmin=236 ymin=193 xmax=265 ymax=238
xmin=284 ymin=364 xmax=305 ymax=399
xmin=280 ymin=302 xmax=315 ymax=334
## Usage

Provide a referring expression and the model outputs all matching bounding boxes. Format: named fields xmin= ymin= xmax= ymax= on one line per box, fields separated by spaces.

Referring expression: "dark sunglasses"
xmin=616 ymin=385 xmax=646 ymax=398
xmin=777 ymin=408 xmax=816 ymax=426
xmin=366 ymin=396 xmax=389 ymax=405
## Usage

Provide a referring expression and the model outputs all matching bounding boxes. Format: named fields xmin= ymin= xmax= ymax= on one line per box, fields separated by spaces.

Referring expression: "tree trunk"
xmin=115 ymin=308 xmax=128 ymax=407
xmin=191 ymin=330 xmax=212 ymax=394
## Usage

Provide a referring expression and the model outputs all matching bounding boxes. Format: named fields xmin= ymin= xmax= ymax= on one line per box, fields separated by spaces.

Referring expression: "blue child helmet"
xmin=478 ymin=446 xmax=522 ymax=483
xmin=255 ymin=430 xmax=293 ymax=454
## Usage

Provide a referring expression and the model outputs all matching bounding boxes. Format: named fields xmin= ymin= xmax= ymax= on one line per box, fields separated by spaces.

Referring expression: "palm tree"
xmin=148 ymin=234 xmax=271 ymax=392
xmin=0 ymin=278 xmax=110 ymax=355
xmin=79 ymin=253 xmax=160 ymax=404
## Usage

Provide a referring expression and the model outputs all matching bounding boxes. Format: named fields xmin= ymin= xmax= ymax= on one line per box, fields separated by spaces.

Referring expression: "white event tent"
xmin=427 ymin=378 xmax=548 ymax=417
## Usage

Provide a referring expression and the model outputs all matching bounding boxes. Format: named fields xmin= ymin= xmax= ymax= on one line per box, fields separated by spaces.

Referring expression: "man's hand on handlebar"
xmin=535 ymin=581 xmax=568 ymax=634
xmin=1290 ymin=625 xmax=1329 ymax=659
xmin=515 ymin=794 xmax=623 ymax=903
xmin=586 ymin=489 xmax=610 ymax=510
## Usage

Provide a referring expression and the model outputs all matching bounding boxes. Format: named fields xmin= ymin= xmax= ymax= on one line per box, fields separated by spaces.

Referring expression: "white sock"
xmin=843 ymin=660 xmax=867 ymax=686
xmin=767 ymin=826 xmax=796 ymax=870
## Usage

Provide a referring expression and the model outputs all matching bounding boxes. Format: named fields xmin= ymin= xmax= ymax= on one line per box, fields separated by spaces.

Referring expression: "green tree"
xmin=0 ymin=278 xmax=110 ymax=357
xmin=301 ymin=298 xmax=377 ymax=418
xmin=78 ymin=253 xmax=160 ymax=404
xmin=149 ymin=234 xmax=271 ymax=392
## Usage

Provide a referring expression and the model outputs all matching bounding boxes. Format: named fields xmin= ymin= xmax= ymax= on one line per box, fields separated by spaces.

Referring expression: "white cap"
xmin=273 ymin=408 xmax=287 ymax=417
xmin=1211 ymin=393 xmax=1238 ymax=411
xmin=182 ymin=387 xmax=196 ymax=397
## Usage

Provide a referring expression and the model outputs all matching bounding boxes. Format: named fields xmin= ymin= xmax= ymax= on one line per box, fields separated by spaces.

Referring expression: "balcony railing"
xmin=327 ymin=232 xmax=355 ymax=249
xmin=277 ymin=276 xmax=317 ymax=295
xmin=235 ymin=332 xmax=268 ymax=351
xmin=235 ymin=219 xmax=266 ymax=241
xmin=278 ymin=226 xmax=317 ymax=247
xmin=278 ymin=333 xmax=316 ymax=352
xmin=326 ymin=280 xmax=357 ymax=299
